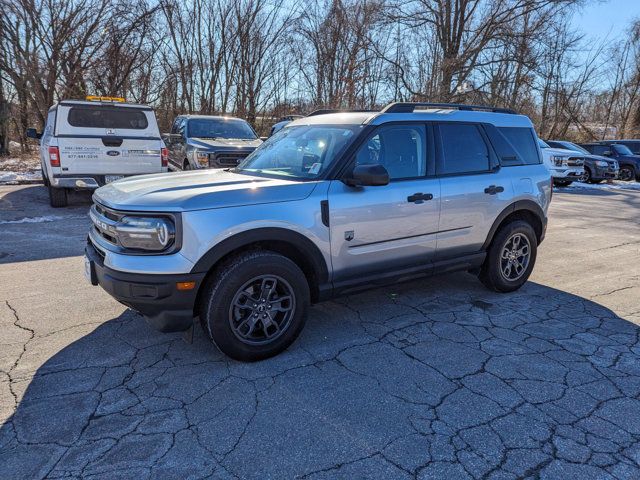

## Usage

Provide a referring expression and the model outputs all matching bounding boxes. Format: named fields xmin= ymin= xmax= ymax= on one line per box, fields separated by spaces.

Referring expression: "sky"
xmin=573 ymin=0 xmax=640 ymax=43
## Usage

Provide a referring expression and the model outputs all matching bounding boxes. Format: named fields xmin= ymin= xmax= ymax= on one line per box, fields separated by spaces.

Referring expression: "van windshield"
xmin=234 ymin=124 xmax=360 ymax=180
xmin=68 ymin=106 xmax=148 ymax=129
xmin=188 ymin=118 xmax=257 ymax=140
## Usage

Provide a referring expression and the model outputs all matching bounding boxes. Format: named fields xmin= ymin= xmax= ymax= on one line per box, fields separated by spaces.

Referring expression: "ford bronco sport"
xmin=85 ymin=102 xmax=551 ymax=361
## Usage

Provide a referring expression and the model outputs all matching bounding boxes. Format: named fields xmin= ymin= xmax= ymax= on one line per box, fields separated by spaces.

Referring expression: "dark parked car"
xmin=269 ymin=115 xmax=304 ymax=136
xmin=546 ymin=140 xmax=618 ymax=183
xmin=598 ymin=140 xmax=640 ymax=155
xmin=579 ymin=143 xmax=640 ymax=182
xmin=164 ymin=115 xmax=262 ymax=170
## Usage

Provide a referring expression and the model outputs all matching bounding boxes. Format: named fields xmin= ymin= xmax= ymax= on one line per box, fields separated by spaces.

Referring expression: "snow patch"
xmin=0 ymin=170 xmax=42 ymax=184
xmin=558 ymin=181 xmax=640 ymax=192
xmin=0 ymin=215 xmax=84 ymax=225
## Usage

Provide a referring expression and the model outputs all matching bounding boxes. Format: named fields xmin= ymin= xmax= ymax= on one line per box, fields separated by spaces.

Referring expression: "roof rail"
xmin=306 ymin=108 xmax=377 ymax=117
xmin=381 ymin=102 xmax=517 ymax=115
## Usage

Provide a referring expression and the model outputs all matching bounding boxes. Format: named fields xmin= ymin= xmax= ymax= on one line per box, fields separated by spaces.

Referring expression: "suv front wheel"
xmin=200 ymin=251 xmax=310 ymax=361
xmin=479 ymin=220 xmax=538 ymax=293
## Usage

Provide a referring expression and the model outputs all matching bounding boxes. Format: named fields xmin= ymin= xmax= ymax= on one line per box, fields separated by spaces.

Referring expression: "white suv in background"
xmin=537 ymin=138 xmax=584 ymax=186
xmin=27 ymin=97 xmax=168 ymax=207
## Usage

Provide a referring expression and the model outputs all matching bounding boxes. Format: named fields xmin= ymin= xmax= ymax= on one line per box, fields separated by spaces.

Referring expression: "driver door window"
xmin=355 ymin=125 xmax=427 ymax=180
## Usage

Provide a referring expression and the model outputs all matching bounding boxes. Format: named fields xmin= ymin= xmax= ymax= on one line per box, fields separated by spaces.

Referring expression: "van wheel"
xmin=479 ymin=220 xmax=537 ymax=293
xmin=199 ymin=251 xmax=310 ymax=361
xmin=48 ymin=186 xmax=68 ymax=208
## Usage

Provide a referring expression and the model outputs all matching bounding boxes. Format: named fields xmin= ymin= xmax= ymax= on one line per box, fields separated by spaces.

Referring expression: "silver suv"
xmin=85 ymin=103 xmax=551 ymax=361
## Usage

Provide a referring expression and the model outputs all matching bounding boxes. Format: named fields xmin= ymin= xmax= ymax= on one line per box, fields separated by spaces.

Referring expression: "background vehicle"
xmin=598 ymin=139 xmax=640 ymax=155
xmin=537 ymin=139 xmax=584 ymax=186
xmin=86 ymin=102 xmax=551 ymax=361
xmin=164 ymin=115 xmax=262 ymax=170
xmin=269 ymin=115 xmax=304 ymax=136
xmin=546 ymin=140 xmax=618 ymax=183
xmin=579 ymin=143 xmax=640 ymax=182
xmin=26 ymin=97 xmax=168 ymax=207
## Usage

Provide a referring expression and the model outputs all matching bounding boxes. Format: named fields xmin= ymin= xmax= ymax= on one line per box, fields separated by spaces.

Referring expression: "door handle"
xmin=407 ymin=192 xmax=434 ymax=203
xmin=484 ymin=185 xmax=504 ymax=195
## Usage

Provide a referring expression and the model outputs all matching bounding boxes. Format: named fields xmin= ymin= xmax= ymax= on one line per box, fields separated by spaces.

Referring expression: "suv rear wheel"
xmin=479 ymin=220 xmax=537 ymax=293
xmin=619 ymin=166 xmax=635 ymax=182
xmin=48 ymin=185 xmax=68 ymax=208
xmin=199 ymin=251 xmax=310 ymax=361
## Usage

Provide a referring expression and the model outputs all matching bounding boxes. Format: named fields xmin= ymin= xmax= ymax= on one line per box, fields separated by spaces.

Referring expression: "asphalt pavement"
xmin=1 ymin=183 xmax=640 ymax=479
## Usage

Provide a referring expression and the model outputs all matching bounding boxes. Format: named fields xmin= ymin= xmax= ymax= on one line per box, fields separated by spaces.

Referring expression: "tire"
xmin=578 ymin=168 xmax=591 ymax=183
xmin=479 ymin=220 xmax=538 ymax=293
xmin=619 ymin=166 xmax=635 ymax=182
xmin=199 ymin=250 xmax=310 ymax=361
xmin=590 ymin=179 xmax=603 ymax=184
xmin=48 ymin=185 xmax=68 ymax=207
xmin=183 ymin=160 xmax=191 ymax=171
xmin=553 ymin=179 xmax=572 ymax=187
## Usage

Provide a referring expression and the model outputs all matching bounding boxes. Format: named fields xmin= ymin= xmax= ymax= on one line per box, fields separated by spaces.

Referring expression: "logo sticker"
xmin=344 ymin=230 xmax=354 ymax=241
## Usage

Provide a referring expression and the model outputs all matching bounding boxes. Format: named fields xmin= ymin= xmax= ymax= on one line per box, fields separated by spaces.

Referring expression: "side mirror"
xmin=26 ymin=128 xmax=42 ymax=140
xmin=344 ymin=164 xmax=390 ymax=187
xmin=259 ymin=136 xmax=268 ymax=141
xmin=602 ymin=151 xmax=611 ymax=156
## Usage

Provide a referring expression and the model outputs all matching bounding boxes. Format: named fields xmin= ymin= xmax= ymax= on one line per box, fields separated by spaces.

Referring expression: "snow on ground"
xmin=559 ymin=180 xmax=640 ymax=192
xmin=0 ymin=215 xmax=85 ymax=225
xmin=0 ymin=170 xmax=42 ymax=184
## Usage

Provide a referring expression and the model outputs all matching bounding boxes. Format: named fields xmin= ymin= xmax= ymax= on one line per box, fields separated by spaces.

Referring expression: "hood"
xmin=188 ymin=137 xmax=262 ymax=150
xmin=541 ymin=147 xmax=582 ymax=158
xmin=94 ymin=169 xmax=319 ymax=212
xmin=581 ymin=153 xmax=617 ymax=164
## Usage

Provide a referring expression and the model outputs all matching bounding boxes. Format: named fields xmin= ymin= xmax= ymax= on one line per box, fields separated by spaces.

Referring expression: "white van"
xmin=27 ymin=97 xmax=168 ymax=207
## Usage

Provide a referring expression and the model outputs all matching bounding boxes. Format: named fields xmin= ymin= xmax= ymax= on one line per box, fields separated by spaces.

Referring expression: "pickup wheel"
xmin=48 ymin=185 xmax=68 ymax=208
xmin=553 ymin=179 xmax=572 ymax=187
xmin=479 ymin=220 xmax=537 ymax=293
xmin=199 ymin=251 xmax=310 ymax=361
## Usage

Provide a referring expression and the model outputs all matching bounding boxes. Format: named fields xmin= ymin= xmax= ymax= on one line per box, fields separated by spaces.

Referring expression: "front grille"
xmin=209 ymin=151 xmax=251 ymax=167
xmin=90 ymin=203 xmax=124 ymax=247
xmin=567 ymin=157 xmax=584 ymax=167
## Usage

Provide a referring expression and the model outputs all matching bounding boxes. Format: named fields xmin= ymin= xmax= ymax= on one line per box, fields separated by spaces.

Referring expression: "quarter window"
xmin=497 ymin=127 xmax=541 ymax=165
xmin=355 ymin=125 xmax=427 ymax=180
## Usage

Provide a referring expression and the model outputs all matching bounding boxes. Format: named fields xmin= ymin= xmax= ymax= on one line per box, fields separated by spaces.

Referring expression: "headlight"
xmin=194 ymin=150 xmax=209 ymax=166
xmin=595 ymin=160 xmax=608 ymax=167
xmin=115 ymin=216 xmax=175 ymax=251
xmin=550 ymin=155 xmax=568 ymax=167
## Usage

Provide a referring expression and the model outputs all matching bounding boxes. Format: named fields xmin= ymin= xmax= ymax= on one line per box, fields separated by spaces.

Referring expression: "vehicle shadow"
xmin=2 ymin=274 xmax=640 ymax=478
xmin=0 ymin=185 xmax=92 ymax=264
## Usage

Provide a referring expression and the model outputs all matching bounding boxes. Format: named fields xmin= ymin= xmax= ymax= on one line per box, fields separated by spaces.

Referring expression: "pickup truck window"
xmin=68 ymin=106 xmax=148 ymax=129
xmin=187 ymin=118 xmax=257 ymax=140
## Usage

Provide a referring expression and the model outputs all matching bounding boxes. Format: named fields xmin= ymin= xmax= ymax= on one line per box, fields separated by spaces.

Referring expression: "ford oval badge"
xmin=106 ymin=150 xmax=120 ymax=157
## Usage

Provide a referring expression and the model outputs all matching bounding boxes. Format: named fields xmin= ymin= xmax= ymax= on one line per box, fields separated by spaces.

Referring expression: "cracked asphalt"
xmin=1 ymin=183 xmax=640 ymax=479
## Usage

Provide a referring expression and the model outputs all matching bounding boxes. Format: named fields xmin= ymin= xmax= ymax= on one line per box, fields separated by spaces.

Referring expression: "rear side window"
xmin=497 ymin=127 xmax=541 ymax=166
xmin=438 ymin=124 xmax=490 ymax=174
xmin=67 ymin=107 xmax=148 ymax=129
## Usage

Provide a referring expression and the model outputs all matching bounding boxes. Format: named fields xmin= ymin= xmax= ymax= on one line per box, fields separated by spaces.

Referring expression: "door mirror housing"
xmin=602 ymin=150 xmax=611 ymax=156
xmin=26 ymin=128 xmax=42 ymax=140
xmin=344 ymin=164 xmax=390 ymax=187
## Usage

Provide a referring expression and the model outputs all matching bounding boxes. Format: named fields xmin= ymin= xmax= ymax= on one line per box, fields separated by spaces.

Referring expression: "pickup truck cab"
xmin=86 ymin=102 xmax=551 ymax=361
xmin=164 ymin=115 xmax=262 ymax=170
xmin=27 ymin=97 xmax=168 ymax=207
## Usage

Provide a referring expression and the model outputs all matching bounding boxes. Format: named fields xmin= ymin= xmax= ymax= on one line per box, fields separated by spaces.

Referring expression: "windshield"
xmin=234 ymin=124 xmax=360 ymax=180
xmin=613 ymin=144 xmax=633 ymax=155
xmin=537 ymin=138 xmax=550 ymax=149
xmin=187 ymin=118 xmax=257 ymax=140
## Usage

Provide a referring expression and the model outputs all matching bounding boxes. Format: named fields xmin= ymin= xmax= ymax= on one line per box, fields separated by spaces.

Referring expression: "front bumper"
xmin=85 ymin=241 xmax=205 ymax=332
xmin=550 ymin=167 xmax=583 ymax=179
xmin=591 ymin=166 xmax=618 ymax=180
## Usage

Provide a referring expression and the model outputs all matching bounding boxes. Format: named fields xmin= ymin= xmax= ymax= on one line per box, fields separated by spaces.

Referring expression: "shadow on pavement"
xmin=2 ymin=274 xmax=640 ymax=479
